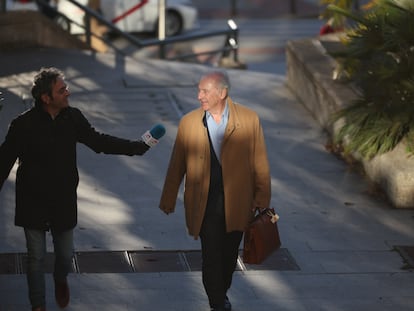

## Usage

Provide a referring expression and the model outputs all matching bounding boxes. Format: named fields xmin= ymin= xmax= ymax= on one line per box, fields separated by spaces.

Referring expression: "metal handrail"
xmin=36 ymin=0 xmax=240 ymax=64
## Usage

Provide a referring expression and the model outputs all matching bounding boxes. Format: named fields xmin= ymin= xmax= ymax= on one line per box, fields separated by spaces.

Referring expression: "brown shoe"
xmin=54 ymin=277 xmax=70 ymax=308
xmin=32 ymin=307 xmax=46 ymax=311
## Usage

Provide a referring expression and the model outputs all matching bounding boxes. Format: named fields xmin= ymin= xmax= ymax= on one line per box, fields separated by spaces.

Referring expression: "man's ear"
xmin=220 ymin=88 xmax=228 ymax=99
xmin=41 ymin=93 xmax=50 ymax=105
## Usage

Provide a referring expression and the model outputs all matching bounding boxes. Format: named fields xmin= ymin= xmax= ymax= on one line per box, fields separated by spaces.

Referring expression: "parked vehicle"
xmin=56 ymin=0 xmax=199 ymax=36
xmin=6 ymin=0 xmax=38 ymax=11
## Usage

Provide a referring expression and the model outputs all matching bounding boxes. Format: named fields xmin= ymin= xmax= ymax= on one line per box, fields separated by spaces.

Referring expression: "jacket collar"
xmin=226 ymin=96 xmax=241 ymax=129
xmin=34 ymin=105 xmax=70 ymax=121
xmin=200 ymin=96 xmax=240 ymax=125
xmin=199 ymin=97 xmax=241 ymax=142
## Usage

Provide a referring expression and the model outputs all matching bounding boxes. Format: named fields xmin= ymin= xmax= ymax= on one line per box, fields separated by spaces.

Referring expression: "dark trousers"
xmin=199 ymin=191 xmax=243 ymax=308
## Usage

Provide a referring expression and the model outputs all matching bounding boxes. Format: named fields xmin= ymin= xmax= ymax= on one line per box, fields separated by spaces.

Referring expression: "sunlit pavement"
xmin=1 ymin=3 xmax=414 ymax=309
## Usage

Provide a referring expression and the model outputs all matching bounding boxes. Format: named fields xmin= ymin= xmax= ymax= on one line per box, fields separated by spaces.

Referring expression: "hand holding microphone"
xmin=134 ymin=124 xmax=166 ymax=155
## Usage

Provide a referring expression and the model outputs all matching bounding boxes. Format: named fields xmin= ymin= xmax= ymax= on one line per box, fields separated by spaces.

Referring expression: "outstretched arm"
xmin=71 ymin=107 xmax=150 ymax=156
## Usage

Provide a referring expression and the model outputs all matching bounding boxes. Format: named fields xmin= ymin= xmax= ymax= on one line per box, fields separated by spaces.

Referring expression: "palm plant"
xmin=320 ymin=0 xmax=355 ymax=29
xmin=319 ymin=0 xmax=376 ymax=30
xmin=327 ymin=0 xmax=414 ymax=159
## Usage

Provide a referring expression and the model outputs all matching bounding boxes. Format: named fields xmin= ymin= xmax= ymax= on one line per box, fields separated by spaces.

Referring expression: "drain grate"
xmin=0 ymin=248 xmax=299 ymax=274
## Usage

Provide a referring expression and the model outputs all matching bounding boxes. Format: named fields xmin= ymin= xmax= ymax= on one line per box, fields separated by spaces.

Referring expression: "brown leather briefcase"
xmin=243 ymin=208 xmax=281 ymax=264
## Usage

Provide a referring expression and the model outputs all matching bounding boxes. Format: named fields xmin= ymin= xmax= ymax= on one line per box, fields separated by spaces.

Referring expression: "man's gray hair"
xmin=215 ymin=70 xmax=231 ymax=91
xmin=201 ymin=70 xmax=231 ymax=91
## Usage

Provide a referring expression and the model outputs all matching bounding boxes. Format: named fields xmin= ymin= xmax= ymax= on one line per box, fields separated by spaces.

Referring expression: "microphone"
xmin=141 ymin=124 xmax=166 ymax=147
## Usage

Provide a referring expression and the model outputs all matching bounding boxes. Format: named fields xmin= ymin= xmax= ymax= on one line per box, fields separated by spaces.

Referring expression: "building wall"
xmin=0 ymin=10 xmax=88 ymax=51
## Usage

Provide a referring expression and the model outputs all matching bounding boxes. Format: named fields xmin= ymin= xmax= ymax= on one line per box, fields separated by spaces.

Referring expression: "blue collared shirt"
xmin=206 ymin=102 xmax=229 ymax=162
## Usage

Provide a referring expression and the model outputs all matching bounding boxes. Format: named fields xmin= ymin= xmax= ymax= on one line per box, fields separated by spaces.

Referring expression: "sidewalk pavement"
xmin=0 ymin=48 xmax=414 ymax=311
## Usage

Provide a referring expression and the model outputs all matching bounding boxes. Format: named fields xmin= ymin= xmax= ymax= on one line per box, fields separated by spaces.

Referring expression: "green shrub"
xmin=327 ymin=0 xmax=414 ymax=159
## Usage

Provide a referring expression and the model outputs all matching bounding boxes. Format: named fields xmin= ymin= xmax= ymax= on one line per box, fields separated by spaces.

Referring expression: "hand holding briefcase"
xmin=243 ymin=207 xmax=281 ymax=264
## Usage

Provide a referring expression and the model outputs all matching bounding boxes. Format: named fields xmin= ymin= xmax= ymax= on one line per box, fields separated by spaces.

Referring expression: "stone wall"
xmin=286 ymin=35 xmax=414 ymax=209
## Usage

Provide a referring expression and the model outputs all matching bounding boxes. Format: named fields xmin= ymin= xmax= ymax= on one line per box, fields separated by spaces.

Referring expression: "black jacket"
xmin=0 ymin=106 xmax=148 ymax=232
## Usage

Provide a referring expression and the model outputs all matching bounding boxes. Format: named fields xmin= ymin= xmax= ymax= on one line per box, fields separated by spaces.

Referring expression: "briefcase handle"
xmin=254 ymin=207 xmax=280 ymax=224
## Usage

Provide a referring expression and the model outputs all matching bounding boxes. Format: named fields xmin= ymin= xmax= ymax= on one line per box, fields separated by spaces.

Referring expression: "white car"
xmin=56 ymin=0 xmax=199 ymax=36
xmin=6 ymin=0 xmax=38 ymax=11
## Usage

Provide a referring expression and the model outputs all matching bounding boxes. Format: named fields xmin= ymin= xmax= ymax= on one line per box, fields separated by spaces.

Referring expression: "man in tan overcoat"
xmin=159 ymin=70 xmax=271 ymax=311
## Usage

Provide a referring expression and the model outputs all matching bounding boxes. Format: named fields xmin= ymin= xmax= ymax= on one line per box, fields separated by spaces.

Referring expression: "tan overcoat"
xmin=159 ymin=97 xmax=271 ymax=239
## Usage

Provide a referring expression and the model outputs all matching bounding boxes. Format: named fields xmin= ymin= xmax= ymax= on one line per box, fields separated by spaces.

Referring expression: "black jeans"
xmin=199 ymin=192 xmax=243 ymax=308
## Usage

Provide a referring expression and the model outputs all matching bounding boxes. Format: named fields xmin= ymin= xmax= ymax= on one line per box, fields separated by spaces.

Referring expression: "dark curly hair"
xmin=31 ymin=67 xmax=65 ymax=107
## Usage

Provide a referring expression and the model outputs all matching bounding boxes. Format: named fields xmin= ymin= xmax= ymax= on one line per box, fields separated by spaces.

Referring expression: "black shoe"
xmin=210 ymin=307 xmax=225 ymax=311
xmin=224 ymin=296 xmax=232 ymax=311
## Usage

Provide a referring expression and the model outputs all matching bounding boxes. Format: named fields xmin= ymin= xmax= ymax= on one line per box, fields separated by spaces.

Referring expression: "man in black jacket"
xmin=0 ymin=67 xmax=150 ymax=311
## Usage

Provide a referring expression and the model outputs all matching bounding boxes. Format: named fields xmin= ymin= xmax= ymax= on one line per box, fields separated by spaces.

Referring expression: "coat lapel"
xmin=223 ymin=97 xmax=240 ymax=142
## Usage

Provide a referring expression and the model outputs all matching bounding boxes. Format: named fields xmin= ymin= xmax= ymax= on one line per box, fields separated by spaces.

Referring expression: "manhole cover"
xmin=76 ymin=251 xmax=131 ymax=273
xmin=130 ymin=251 xmax=187 ymax=272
